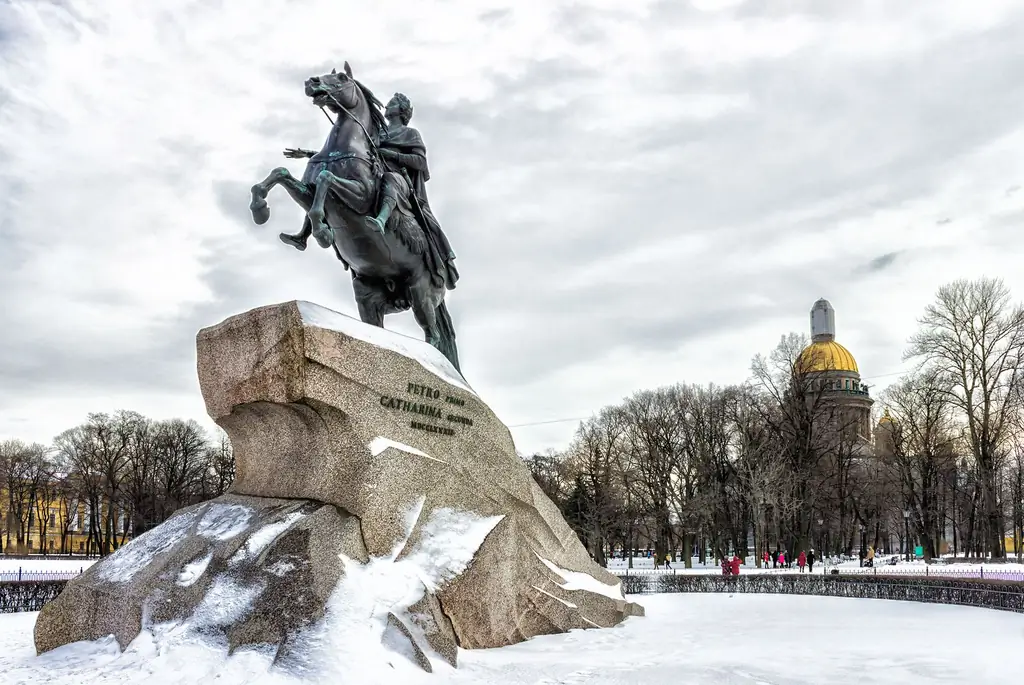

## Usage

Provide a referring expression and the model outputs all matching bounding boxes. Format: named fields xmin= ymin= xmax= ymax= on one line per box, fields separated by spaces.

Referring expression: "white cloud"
xmin=1 ymin=0 xmax=1024 ymax=456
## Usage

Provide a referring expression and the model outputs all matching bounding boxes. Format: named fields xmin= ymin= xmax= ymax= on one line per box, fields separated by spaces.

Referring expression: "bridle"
xmin=316 ymin=79 xmax=382 ymax=170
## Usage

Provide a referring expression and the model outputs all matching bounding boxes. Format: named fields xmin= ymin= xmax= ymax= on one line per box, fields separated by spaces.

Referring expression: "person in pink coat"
xmin=798 ymin=550 xmax=807 ymax=573
xmin=778 ymin=551 xmax=786 ymax=567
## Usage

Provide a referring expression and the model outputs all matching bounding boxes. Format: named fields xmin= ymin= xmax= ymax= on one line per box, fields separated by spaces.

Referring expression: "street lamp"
xmin=902 ymin=509 xmax=911 ymax=562
xmin=761 ymin=498 xmax=768 ymax=566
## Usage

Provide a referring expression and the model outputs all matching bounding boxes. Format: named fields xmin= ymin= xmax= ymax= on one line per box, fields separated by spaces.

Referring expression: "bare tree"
xmin=879 ymin=369 xmax=959 ymax=560
xmin=564 ymin=408 xmax=629 ymax=566
xmin=751 ymin=333 xmax=854 ymax=557
xmin=0 ymin=440 xmax=47 ymax=552
xmin=617 ymin=389 xmax=681 ymax=566
xmin=905 ymin=278 xmax=1024 ymax=558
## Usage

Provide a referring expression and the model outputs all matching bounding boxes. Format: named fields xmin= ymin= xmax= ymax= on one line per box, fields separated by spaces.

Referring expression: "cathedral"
xmin=796 ymin=299 xmax=874 ymax=449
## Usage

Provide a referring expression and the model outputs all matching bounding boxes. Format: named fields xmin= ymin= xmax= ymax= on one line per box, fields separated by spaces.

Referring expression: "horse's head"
xmin=304 ymin=62 xmax=359 ymax=113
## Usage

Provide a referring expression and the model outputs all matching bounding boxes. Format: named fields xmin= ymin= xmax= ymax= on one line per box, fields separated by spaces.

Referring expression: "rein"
xmin=318 ymin=83 xmax=382 ymax=167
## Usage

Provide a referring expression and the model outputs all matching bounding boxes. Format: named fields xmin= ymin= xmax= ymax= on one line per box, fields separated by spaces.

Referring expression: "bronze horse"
xmin=249 ymin=63 xmax=460 ymax=371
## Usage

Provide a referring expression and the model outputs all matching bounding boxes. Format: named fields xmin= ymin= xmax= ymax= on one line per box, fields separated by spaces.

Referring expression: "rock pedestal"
xmin=34 ymin=301 xmax=642 ymax=672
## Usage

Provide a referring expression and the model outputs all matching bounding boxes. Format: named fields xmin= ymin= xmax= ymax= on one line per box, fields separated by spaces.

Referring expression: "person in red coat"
xmin=730 ymin=555 xmax=742 ymax=576
xmin=798 ymin=550 xmax=807 ymax=573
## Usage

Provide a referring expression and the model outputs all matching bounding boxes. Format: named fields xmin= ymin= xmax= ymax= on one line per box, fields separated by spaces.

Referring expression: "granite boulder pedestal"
xmin=34 ymin=301 xmax=643 ymax=673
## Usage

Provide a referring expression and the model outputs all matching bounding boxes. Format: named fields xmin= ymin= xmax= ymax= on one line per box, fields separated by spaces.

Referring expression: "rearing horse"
xmin=248 ymin=63 xmax=460 ymax=371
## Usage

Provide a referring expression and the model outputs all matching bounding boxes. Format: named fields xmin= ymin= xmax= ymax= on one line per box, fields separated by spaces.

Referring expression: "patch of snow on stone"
xmin=536 ymin=555 xmax=625 ymax=602
xmin=196 ymin=503 xmax=254 ymax=541
xmin=283 ymin=507 xmax=504 ymax=682
xmin=403 ymin=508 xmax=504 ymax=591
xmin=296 ymin=301 xmax=475 ymax=395
xmin=532 ymin=585 xmax=578 ymax=609
xmin=229 ymin=512 xmax=307 ymax=566
xmin=368 ymin=437 xmax=445 ymax=463
xmin=266 ymin=559 xmax=298 ymax=577
xmin=191 ymin=576 xmax=265 ymax=628
xmin=389 ymin=496 xmax=427 ymax=561
xmin=95 ymin=510 xmax=198 ymax=583
xmin=176 ymin=552 xmax=213 ymax=587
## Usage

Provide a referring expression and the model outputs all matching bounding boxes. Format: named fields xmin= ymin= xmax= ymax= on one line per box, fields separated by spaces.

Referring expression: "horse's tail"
xmin=435 ymin=300 xmax=461 ymax=373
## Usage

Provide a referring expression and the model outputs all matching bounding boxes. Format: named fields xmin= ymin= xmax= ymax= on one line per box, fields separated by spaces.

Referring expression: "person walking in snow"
xmin=762 ymin=550 xmax=771 ymax=568
xmin=807 ymin=549 xmax=816 ymax=573
xmin=798 ymin=550 xmax=807 ymax=573
xmin=772 ymin=548 xmax=779 ymax=569
xmin=778 ymin=550 xmax=786 ymax=567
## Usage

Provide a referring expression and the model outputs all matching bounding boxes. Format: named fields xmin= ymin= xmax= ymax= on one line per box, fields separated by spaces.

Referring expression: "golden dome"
xmin=878 ymin=409 xmax=894 ymax=425
xmin=797 ymin=340 xmax=859 ymax=373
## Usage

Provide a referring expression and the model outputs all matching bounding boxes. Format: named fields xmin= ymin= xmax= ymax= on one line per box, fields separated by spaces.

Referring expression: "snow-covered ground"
xmin=1 ymin=594 xmax=1020 ymax=684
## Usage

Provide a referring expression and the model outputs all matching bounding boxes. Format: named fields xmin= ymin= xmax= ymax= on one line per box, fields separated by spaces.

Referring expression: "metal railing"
xmin=619 ymin=573 xmax=1024 ymax=614
xmin=607 ymin=564 xmax=1024 ymax=582
xmin=0 ymin=568 xmax=85 ymax=583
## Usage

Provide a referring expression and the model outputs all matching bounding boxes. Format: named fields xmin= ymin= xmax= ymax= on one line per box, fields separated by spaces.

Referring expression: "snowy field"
xmin=1 ymin=594 xmax=1021 ymax=684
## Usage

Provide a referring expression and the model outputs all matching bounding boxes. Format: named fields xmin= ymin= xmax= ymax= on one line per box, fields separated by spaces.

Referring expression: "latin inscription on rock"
xmin=378 ymin=382 xmax=476 ymax=438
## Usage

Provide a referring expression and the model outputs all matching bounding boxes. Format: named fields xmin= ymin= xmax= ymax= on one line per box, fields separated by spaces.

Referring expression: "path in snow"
xmin=1 ymin=594 xmax=1021 ymax=684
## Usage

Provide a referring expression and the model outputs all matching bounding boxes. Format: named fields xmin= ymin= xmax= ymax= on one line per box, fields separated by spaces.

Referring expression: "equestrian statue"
xmin=249 ymin=62 xmax=461 ymax=371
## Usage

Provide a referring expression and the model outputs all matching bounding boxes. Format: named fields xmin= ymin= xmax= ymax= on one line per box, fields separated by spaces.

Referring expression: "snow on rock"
xmin=95 ymin=511 xmax=198 ymax=584
xmin=402 ymin=508 xmax=505 ymax=592
xmin=282 ymin=505 xmax=504 ymax=681
xmin=532 ymin=585 xmax=578 ymax=609
xmin=367 ymin=437 xmax=445 ymax=463
xmin=296 ymin=301 xmax=475 ymax=394
xmin=265 ymin=560 xmax=297 ymax=577
xmin=228 ymin=512 xmax=306 ymax=566
xmin=191 ymin=576 xmax=265 ymax=628
xmin=175 ymin=552 xmax=213 ymax=587
xmin=195 ymin=504 xmax=254 ymax=541
xmin=536 ymin=555 xmax=626 ymax=601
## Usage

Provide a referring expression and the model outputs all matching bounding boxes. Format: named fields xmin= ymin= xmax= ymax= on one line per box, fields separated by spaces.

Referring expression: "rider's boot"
xmin=369 ymin=197 xmax=396 ymax=235
xmin=279 ymin=217 xmax=312 ymax=251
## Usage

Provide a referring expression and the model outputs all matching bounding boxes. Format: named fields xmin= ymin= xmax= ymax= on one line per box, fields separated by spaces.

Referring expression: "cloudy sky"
xmin=2 ymin=0 xmax=1024 ymax=454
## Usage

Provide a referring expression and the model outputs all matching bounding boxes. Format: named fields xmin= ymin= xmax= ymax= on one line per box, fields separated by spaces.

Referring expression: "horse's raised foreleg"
xmin=250 ymin=167 xmax=314 ymax=226
xmin=308 ymin=169 xmax=374 ymax=249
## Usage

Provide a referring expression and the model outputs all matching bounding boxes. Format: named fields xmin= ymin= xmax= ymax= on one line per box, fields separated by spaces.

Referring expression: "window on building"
xmin=49 ymin=513 xmax=56 ymax=527
xmin=78 ymin=541 xmax=85 ymax=551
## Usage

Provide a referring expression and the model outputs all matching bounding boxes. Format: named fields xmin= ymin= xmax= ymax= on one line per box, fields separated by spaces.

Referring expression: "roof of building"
xmin=797 ymin=339 xmax=859 ymax=374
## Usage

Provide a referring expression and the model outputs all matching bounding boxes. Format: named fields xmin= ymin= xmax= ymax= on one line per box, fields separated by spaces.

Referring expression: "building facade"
xmin=2 ymin=491 xmax=128 ymax=556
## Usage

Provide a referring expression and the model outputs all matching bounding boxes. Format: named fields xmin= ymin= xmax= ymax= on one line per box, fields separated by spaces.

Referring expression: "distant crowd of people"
xmin=762 ymin=548 xmax=817 ymax=572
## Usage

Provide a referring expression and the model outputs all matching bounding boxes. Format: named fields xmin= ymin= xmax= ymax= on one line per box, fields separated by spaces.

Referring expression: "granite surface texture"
xmin=34 ymin=301 xmax=642 ymax=670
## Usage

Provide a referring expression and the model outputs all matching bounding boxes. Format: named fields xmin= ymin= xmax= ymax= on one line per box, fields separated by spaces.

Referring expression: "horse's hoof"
xmin=279 ymin=233 xmax=307 ymax=251
xmin=312 ymin=224 xmax=333 ymax=249
xmin=250 ymin=200 xmax=270 ymax=225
